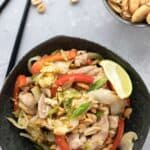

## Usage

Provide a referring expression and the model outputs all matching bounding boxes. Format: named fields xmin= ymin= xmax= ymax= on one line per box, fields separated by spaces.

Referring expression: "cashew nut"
xmin=129 ymin=0 xmax=140 ymax=14
xmin=110 ymin=0 xmax=122 ymax=4
xmin=31 ymin=0 xmax=42 ymax=6
xmin=122 ymin=0 xmax=129 ymax=12
xmin=120 ymin=131 xmax=138 ymax=150
xmin=146 ymin=12 xmax=150 ymax=23
xmin=131 ymin=5 xmax=150 ymax=22
xmin=108 ymin=0 xmax=122 ymax=13
xmin=36 ymin=2 xmax=46 ymax=14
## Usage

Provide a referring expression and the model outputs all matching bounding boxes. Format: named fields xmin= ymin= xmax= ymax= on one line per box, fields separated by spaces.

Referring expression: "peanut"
xmin=70 ymin=0 xmax=79 ymax=4
xmin=121 ymin=0 xmax=132 ymax=19
xmin=121 ymin=11 xmax=132 ymax=20
xmin=129 ymin=0 xmax=140 ymax=14
xmin=146 ymin=12 xmax=150 ymax=23
xmin=87 ymin=113 xmax=97 ymax=123
xmin=122 ymin=0 xmax=129 ymax=12
xmin=36 ymin=2 xmax=46 ymax=14
xmin=31 ymin=0 xmax=42 ymax=6
xmin=140 ymin=0 xmax=150 ymax=5
xmin=140 ymin=0 xmax=147 ymax=5
xmin=76 ymin=83 xmax=89 ymax=90
xmin=108 ymin=0 xmax=122 ymax=13
xmin=131 ymin=5 xmax=150 ymax=22
xmin=110 ymin=0 xmax=122 ymax=4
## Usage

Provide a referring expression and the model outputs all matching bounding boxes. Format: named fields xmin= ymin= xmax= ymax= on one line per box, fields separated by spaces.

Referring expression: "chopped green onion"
xmin=48 ymin=107 xmax=58 ymax=118
xmin=31 ymin=86 xmax=41 ymax=102
xmin=71 ymin=102 xmax=91 ymax=119
xmin=63 ymin=98 xmax=73 ymax=110
xmin=89 ymin=77 xmax=107 ymax=91
xmin=63 ymin=88 xmax=81 ymax=99
xmin=95 ymin=111 xmax=103 ymax=119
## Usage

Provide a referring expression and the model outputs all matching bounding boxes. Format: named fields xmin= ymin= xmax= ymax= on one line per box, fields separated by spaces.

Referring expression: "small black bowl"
xmin=0 ymin=36 xmax=150 ymax=150
xmin=103 ymin=0 xmax=149 ymax=27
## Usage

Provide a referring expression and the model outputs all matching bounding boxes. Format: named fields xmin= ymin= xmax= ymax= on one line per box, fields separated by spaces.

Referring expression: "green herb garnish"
xmin=95 ymin=111 xmax=103 ymax=119
xmin=89 ymin=77 xmax=107 ymax=91
xmin=71 ymin=102 xmax=91 ymax=119
xmin=63 ymin=98 xmax=73 ymax=110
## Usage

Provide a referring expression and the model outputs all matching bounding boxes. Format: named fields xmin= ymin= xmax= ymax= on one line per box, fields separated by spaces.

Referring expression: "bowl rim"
xmin=103 ymin=0 xmax=149 ymax=28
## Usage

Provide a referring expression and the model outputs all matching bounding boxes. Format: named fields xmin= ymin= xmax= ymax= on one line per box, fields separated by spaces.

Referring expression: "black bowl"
xmin=0 ymin=36 xmax=150 ymax=150
xmin=103 ymin=0 xmax=149 ymax=27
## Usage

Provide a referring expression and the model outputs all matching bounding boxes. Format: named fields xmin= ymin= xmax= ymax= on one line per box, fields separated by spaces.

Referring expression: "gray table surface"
xmin=0 ymin=0 xmax=149 ymax=149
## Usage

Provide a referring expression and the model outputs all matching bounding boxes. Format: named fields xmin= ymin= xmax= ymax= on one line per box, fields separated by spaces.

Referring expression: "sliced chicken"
xmin=87 ymin=115 xmax=109 ymax=149
xmin=19 ymin=92 xmax=37 ymax=115
xmin=68 ymin=134 xmax=86 ymax=149
xmin=18 ymin=102 xmax=36 ymax=115
xmin=84 ymin=126 xmax=101 ymax=136
xmin=69 ymin=65 xmax=96 ymax=74
xmin=109 ymin=116 xmax=119 ymax=129
xmin=88 ymin=67 xmax=104 ymax=77
xmin=74 ymin=51 xmax=88 ymax=67
xmin=69 ymin=65 xmax=105 ymax=80
xmin=38 ymin=94 xmax=50 ymax=119
xmin=19 ymin=92 xmax=36 ymax=109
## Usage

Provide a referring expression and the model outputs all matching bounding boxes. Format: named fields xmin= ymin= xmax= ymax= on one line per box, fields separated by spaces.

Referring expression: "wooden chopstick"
xmin=5 ymin=0 xmax=30 ymax=77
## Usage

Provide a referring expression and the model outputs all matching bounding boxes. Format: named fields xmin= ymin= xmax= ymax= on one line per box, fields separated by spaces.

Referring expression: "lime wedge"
xmin=100 ymin=60 xmax=132 ymax=99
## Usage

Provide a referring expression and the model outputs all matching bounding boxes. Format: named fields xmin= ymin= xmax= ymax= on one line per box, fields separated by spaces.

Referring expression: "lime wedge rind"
xmin=100 ymin=60 xmax=133 ymax=99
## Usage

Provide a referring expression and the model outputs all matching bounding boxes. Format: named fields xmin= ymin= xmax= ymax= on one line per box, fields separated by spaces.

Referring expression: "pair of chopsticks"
xmin=5 ymin=0 xmax=30 ymax=76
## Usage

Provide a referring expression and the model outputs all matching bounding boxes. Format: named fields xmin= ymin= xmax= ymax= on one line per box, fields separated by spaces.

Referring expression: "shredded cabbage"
xmin=7 ymin=117 xmax=27 ymax=129
xmin=18 ymin=111 xmax=29 ymax=127
xmin=20 ymin=132 xmax=33 ymax=140
xmin=57 ymin=88 xmax=81 ymax=103
xmin=41 ymin=61 xmax=70 ymax=74
xmin=7 ymin=111 xmax=29 ymax=129
xmin=33 ymin=73 xmax=55 ymax=88
xmin=31 ymin=86 xmax=41 ymax=101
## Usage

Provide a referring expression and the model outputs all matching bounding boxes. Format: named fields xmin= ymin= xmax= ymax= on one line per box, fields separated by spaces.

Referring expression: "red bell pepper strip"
xmin=55 ymin=135 xmax=71 ymax=150
xmin=13 ymin=75 xmax=27 ymax=111
xmin=111 ymin=118 xmax=125 ymax=150
xmin=55 ymin=74 xmax=94 ymax=86
xmin=51 ymin=73 xmax=94 ymax=97
xmin=31 ymin=49 xmax=77 ymax=74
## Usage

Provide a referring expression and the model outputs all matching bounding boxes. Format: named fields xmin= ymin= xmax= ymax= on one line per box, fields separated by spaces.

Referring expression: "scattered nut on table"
xmin=36 ymin=2 xmax=46 ymax=13
xmin=31 ymin=0 xmax=42 ymax=6
xmin=31 ymin=0 xmax=79 ymax=14
xmin=70 ymin=0 xmax=79 ymax=4
xmin=31 ymin=0 xmax=46 ymax=14
xmin=107 ymin=0 xmax=150 ymax=25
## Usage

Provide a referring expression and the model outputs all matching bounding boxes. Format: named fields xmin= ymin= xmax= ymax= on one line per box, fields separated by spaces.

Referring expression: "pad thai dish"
xmin=8 ymin=49 xmax=138 ymax=150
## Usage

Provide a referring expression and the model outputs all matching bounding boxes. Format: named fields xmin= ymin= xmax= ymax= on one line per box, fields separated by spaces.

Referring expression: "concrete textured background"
xmin=0 ymin=0 xmax=149 ymax=149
